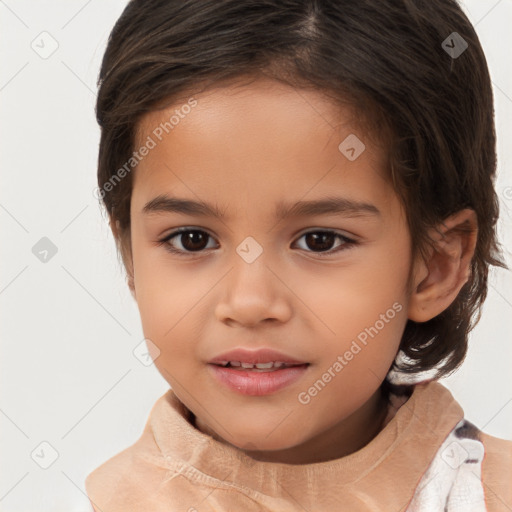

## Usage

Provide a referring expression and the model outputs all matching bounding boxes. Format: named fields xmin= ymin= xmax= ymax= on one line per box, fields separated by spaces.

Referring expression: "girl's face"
xmin=129 ymin=77 xmax=416 ymax=463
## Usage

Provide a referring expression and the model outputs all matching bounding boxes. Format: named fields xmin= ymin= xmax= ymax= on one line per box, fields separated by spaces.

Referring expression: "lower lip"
xmin=208 ymin=364 xmax=309 ymax=396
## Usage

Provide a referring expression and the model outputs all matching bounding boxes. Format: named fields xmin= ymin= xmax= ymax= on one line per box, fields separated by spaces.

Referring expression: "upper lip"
xmin=208 ymin=348 xmax=308 ymax=365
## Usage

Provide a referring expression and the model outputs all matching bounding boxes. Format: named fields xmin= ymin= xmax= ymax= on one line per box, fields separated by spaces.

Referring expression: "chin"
xmin=227 ymin=429 xmax=305 ymax=453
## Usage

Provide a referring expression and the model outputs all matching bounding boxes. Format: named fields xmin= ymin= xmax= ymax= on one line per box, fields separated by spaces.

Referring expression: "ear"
xmin=110 ymin=217 xmax=137 ymax=301
xmin=407 ymin=208 xmax=478 ymax=322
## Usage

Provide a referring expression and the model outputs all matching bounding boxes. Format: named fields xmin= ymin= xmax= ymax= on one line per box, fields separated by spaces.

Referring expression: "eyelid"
xmin=157 ymin=227 xmax=218 ymax=255
xmin=294 ymin=226 xmax=358 ymax=241
xmin=158 ymin=226 xmax=359 ymax=257
xmin=292 ymin=229 xmax=358 ymax=258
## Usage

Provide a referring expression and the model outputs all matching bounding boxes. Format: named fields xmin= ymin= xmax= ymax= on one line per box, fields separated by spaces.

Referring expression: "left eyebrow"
xmin=275 ymin=196 xmax=381 ymax=219
xmin=141 ymin=194 xmax=381 ymax=220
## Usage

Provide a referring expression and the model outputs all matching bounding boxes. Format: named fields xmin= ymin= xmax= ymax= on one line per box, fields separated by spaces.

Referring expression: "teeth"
xmin=216 ymin=361 xmax=296 ymax=369
xmin=255 ymin=362 xmax=274 ymax=369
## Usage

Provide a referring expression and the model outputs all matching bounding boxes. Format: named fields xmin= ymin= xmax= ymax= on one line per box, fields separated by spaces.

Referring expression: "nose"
xmin=215 ymin=257 xmax=292 ymax=328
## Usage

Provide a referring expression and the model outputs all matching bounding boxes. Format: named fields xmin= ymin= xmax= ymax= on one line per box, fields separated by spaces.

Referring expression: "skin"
xmin=116 ymin=76 xmax=477 ymax=464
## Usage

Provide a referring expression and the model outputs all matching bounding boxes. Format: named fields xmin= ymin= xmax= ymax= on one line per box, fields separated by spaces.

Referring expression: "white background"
xmin=1 ymin=1 xmax=511 ymax=511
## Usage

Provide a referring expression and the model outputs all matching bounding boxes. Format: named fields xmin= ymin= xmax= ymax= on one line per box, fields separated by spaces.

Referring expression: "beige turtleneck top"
xmin=85 ymin=380 xmax=512 ymax=511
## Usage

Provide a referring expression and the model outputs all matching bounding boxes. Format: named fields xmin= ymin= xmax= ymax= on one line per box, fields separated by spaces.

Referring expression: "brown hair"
xmin=95 ymin=0 xmax=506 ymax=388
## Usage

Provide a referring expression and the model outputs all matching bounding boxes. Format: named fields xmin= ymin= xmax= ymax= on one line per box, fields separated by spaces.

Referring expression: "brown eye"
xmin=294 ymin=230 xmax=356 ymax=256
xmin=304 ymin=232 xmax=336 ymax=252
xmin=161 ymin=229 xmax=217 ymax=254
xmin=159 ymin=228 xmax=357 ymax=258
xmin=179 ymin=231 xmax=209 ymax=251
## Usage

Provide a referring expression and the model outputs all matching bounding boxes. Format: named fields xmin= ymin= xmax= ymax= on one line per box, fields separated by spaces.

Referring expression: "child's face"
xmin=129 ymin=77 xmax=416 ymax=462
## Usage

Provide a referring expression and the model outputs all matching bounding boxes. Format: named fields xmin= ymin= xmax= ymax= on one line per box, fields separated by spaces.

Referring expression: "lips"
xmin=207 ymin=348 xmax=310 ymax=394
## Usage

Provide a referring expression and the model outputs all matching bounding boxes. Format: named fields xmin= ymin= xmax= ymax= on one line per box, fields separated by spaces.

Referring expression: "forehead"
xmin=136 ymin=76 xmax=356 ymax=139
xmin=131 ymin=77 xmax=393 ymax=218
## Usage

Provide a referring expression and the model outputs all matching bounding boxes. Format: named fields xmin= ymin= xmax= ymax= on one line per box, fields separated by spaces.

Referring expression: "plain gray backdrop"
xmin=1 ymin=1 xmax=511 ymax=511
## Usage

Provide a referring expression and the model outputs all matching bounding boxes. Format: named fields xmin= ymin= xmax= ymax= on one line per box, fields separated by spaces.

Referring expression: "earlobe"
xmin=407 ymin=209 xmax=478 ymax=323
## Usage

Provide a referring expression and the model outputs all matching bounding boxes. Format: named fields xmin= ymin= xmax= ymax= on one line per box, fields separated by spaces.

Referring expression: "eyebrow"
xmin=142 ymin=194 xmax=381 ymax=220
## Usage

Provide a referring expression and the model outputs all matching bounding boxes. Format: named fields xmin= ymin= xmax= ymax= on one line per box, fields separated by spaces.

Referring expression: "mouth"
xmin=208 ymin=347 xmax=308 ymax=367
xmin=207 ymin=347 xmax=310 ymax=395
xmin=207 ymin=361 xmax=310 ymax=396
xmin=210 ymin=360 xmax=309 ymax=372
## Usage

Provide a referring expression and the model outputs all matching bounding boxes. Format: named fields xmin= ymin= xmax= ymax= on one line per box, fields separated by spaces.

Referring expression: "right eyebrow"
xmin=142 ymin=195 xmax=228 ymax=219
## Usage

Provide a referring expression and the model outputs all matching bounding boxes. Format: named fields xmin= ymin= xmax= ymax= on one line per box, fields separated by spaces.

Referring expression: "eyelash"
xmin=157 ymin=227 xmax=358 ymax=258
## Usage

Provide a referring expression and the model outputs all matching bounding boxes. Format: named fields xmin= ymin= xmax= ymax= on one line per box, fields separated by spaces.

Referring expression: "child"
xmin=85 ymin=0 xmax=511 ymax=510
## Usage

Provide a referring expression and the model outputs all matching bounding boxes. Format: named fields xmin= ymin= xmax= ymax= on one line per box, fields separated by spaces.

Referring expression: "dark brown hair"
xmin=95 ymin=0 xmax=506 ymax=389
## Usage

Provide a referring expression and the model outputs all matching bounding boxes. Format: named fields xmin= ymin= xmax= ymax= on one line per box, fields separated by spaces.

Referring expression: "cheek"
xmin=303 ymin=249 xmax=410 ymax=337
xmin=298 ymin=250 xmax=410 ymax=379
xmin=132 ymin=241 xmax=196 ymax=345
xmin=310 ymin=287 xmax=407 ymax=380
